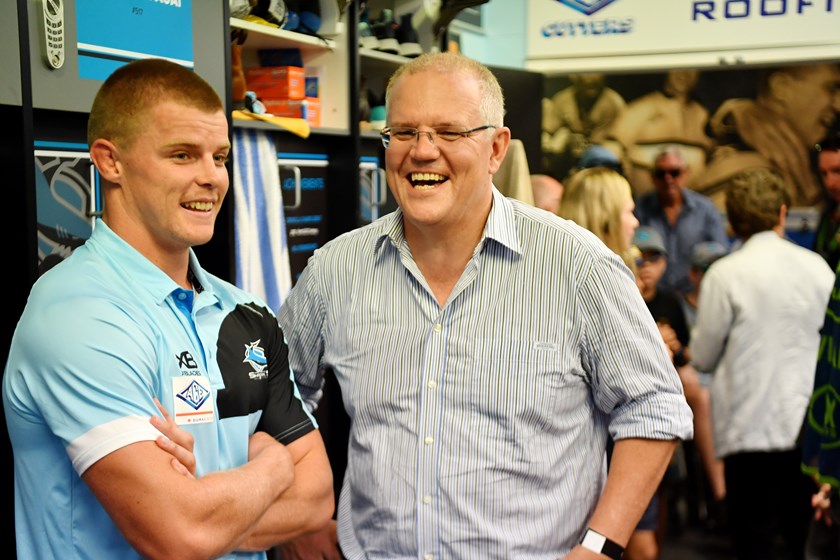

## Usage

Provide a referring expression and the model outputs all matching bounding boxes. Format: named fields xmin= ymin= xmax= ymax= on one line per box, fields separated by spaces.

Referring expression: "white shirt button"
xmin=177 ymin=292 xmax=186 ymax=300
xmin=434 ymin=323 xmax=442 ymax=333
xmin=427 ymin=380 xmax=437 ymax=389
xmin=424 ymin=436 xmax=434 ymax=445
xmin=424 ymin=554 xmax=433 ymax=560
xmin=422 ymin=495 xmax=432 ymax=505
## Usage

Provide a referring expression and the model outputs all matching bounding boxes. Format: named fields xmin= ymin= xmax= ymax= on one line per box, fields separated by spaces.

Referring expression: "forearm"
xmin=585 ymin=438 xmax=677 ymax=546
xmin=238 ymin=432 xmax=335 ymax=550
xmin=86 ymin=435 xmax=295 ymax=560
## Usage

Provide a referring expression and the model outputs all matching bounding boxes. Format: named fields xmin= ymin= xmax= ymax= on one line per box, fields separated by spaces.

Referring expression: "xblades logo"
xmin=177 ymin=351 xmax=198 ymax=370
xmin=557 ymin=0 xmax=619 ymax=16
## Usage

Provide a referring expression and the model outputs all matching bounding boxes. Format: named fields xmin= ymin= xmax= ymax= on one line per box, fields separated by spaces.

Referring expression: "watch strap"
xmin=580 ymin=528 xmax=624 ymax=559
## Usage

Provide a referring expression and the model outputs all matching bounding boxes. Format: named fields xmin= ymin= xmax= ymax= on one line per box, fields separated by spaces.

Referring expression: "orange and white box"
xmin=245 ymin=66 xmax=305 ymax=100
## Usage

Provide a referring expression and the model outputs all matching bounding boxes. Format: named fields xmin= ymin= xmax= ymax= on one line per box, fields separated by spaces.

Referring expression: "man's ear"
xmin=89 ymin=139 xmax=122 ymax=184
xmin=488 ymin=126 xmax=512 ymax=175
xmin=767 ymin=71 xmax=794 ymax=104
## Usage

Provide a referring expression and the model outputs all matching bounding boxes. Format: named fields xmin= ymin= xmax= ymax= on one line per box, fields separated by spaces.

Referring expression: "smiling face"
xmin=99 ymin=100 xmax=230 ymax=261
xmin=384 ymin=67 xmax=509 ymax=238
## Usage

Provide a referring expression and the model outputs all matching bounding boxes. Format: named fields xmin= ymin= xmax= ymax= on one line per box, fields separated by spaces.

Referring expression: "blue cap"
xmin=578 ymin=145 xmax=622 ymax=170
xmin=633 ymin=227 xmax=667 ymax=255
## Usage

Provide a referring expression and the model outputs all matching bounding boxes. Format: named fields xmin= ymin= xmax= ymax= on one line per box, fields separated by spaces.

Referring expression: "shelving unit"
xmin=230 ymin=17 xmax=350 ymax=133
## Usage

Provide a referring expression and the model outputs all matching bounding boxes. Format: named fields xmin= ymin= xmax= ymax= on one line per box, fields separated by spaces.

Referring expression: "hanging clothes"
xmin=232 ymin=128 xmax=293 ymax=312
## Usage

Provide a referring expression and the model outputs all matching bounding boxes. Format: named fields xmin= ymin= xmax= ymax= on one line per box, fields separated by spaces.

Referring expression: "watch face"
xmin=580 ymin=529 xmax=624 ymax=560
xmin=581 ymin=529 xmax=608 ymax=551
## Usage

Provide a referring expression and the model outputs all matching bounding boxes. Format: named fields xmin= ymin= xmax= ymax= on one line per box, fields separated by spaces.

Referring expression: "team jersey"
xmin=3 ymin=220 xmax=315 ymax=559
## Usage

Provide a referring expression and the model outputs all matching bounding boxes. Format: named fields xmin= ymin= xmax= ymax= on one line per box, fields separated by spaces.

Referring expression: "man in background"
xmin=813 ymin=136 xmax=840 ymax=271
xmin=635 ymin=146 xmax=730 ymax=296
xmin=692 ymin=167 xmax=834 ymax=560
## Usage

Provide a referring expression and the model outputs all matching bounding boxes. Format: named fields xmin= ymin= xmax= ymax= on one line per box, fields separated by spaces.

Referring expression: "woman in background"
xmin=559 ymin=166 xmax=639 ymax=264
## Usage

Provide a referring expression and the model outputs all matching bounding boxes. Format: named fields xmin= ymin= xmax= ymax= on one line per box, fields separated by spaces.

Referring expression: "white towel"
xmin=232 ymin=128 xmax=293 ymax=312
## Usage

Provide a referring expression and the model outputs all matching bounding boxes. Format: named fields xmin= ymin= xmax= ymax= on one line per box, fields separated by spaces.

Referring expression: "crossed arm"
xmin=82 ymin=400 xmax=334 ymax=560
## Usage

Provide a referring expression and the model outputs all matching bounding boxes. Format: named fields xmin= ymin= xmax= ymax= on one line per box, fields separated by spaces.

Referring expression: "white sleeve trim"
xmin=68 ymin=415 xmax=162 ymax=476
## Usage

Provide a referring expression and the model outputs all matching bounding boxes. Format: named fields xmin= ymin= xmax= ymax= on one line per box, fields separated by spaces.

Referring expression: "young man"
xmin=277 ymin=52 xmax=693 ymax=559
xmin=813 ymin=136 xmax=840 ymax=271
xmin=692 ymin=167 xmax=834 ymax=560
xmin=2 ymin=59 xmax=333 ymax=559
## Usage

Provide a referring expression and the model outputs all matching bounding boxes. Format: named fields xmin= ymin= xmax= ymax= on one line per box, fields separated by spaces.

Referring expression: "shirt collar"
xmin=87 ymin=218 xmax=214 ymax=304
xmin=373 ymin=187 xmax=523 ymax=257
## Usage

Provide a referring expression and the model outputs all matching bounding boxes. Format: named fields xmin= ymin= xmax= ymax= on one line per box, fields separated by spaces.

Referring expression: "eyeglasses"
xmin=654 ymin=168 xmax=684 ymax=180
xmin=635 ymin=253 xmax=665 ymax=267
xmin=380 ymin=125 xmax=497 ymax=149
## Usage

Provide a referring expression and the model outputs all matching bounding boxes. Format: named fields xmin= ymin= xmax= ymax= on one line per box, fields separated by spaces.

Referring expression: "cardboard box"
xmin=245 ymin=66 xmax=305 ymax=100
xmin=262 ymin=97 xmax=321 ymax=127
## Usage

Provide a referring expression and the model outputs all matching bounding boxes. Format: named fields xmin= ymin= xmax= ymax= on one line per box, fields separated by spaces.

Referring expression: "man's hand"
xmin=656 ymin=322 xmax=681 ymax=356
xmin=249 ymin=431 xmax=297 ymax=495
xmin=274 ymin=519 xmax=343 ymax=559
xmin=813 ymin=483 xmax=834 ymax=526
xmin=150 ymin=397 xmax=196 ymax=478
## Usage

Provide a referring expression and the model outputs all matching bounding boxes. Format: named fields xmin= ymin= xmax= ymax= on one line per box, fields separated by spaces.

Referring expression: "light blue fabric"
xmin=3 ymin=219 xmax=314 ymax=560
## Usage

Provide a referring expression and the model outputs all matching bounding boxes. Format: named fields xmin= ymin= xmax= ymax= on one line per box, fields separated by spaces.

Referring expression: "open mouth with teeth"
xmin=182 ymin=201 xmax=213 ymax=212
xmin=409 ymin=172 xmax=447 ymax=190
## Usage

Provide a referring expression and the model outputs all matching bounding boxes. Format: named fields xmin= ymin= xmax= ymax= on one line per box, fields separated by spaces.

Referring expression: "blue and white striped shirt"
xmin=278 ymin=188 xmax=693 ymax=559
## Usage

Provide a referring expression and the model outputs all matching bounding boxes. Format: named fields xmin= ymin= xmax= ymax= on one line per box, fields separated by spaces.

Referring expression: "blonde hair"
xmin=559 ymin=167 xmax=635 ymax=257
xmin=384 ymin=52 xmax=505 ymax=126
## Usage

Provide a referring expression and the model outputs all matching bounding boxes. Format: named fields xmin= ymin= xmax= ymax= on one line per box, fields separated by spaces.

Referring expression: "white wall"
xmin=455 ymin=1 xmax=527 ymax=70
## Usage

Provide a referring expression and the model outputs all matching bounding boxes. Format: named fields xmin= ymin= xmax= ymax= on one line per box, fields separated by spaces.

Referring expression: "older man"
xmin=635 ymin=146 xmax=730 ymax=296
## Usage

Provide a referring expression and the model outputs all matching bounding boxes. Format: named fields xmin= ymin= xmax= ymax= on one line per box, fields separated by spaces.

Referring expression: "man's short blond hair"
xmin=87 ymin=58 xmax=223 ymax=149
xmin=384 ymin=52 xmax=505 ymax=127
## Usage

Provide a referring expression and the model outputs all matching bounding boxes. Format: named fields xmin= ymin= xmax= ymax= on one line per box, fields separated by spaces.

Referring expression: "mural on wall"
xmin=541 ymin=62 xmax=840 ymax=213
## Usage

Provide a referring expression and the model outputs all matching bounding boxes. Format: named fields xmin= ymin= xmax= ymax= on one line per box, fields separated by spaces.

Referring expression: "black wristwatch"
xmin=580 ymin=528 xmax=624 ymax=559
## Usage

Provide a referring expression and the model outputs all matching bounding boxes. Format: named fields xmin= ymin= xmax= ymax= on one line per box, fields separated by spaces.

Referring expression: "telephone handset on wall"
xmin=41 ymin=0 xmax=65 ymax=69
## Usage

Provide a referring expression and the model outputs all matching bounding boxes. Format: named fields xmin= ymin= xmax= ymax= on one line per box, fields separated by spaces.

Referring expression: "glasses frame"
xmin=653 ymin=167 xmax=685 ymax=180
xmin=380 ymin=125 xmax=497 ymax=149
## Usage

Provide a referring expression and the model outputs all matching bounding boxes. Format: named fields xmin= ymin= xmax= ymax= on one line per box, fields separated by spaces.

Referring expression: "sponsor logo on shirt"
xmin=176 ymin=350 xmax=201 ymax=375
xmin=175 ymin=379 xmax=211 ymax=411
